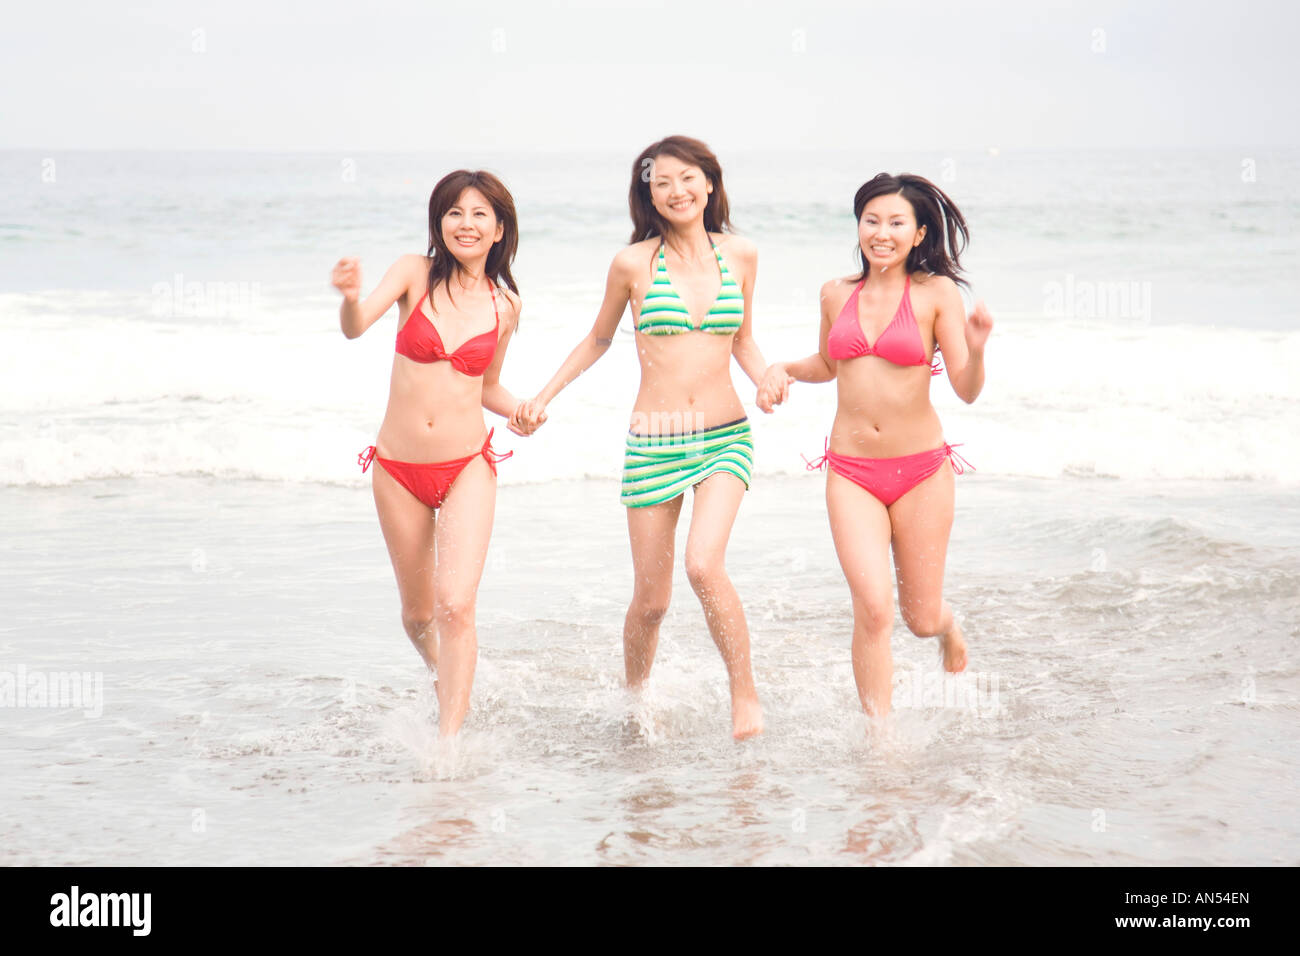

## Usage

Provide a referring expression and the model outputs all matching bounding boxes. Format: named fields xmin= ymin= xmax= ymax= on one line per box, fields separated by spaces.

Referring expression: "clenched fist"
xmin=331 ymin=257 xmax=361 ymax=302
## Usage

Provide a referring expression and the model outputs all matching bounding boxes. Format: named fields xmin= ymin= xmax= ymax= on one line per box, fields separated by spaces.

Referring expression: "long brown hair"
xmin=627 ymin=136 xmax=734 ymax=243
xmin=852 ymin=173 xmax=969 ymax=288
xmin=426 ymin=170 xmax=520 ymax=313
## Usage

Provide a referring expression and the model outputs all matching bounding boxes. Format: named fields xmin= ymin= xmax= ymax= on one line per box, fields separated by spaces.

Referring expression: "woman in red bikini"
xmin=758 ymin=172 xmax=993 ymax=719
xmin=330 ymin=170 xmax=530 ymax=738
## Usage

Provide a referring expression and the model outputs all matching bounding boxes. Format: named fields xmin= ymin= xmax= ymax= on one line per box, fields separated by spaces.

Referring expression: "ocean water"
xmin=2 ymin=475 xmax=1296 ymax=865
xmin=3 ymin=147 xmax=1299 ymax=487
xmin=1 ymin=148 xmax=1298 ymax=865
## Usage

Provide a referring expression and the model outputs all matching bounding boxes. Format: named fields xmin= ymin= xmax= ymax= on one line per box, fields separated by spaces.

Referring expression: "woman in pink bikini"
xmin=331 ymin=170 xmax=530 ymax=738
xmin=758 ymin=172 xmax=993 ymax=719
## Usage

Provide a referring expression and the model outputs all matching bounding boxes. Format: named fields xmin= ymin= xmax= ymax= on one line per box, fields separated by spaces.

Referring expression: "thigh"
xmin=685 ymin=471 xmax=746 ymax=566
xmin=626 ymin=494 xmax=684 ymax=596
xmin=825 ymin=469 xmax=894 ymax=612
xmin=888 ymin=459 xmax=954 ymax=623
xmin=371 ymin=460 xmax=438 ymax=613
xmin=432 ymin=454 xmax=497 ymax=604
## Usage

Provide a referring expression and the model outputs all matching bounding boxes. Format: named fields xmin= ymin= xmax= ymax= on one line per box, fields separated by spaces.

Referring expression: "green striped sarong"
xmin=620 ymin=417 xmax=754 ymax=508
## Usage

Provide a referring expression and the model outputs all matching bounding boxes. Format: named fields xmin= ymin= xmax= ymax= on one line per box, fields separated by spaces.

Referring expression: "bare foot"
xmin=938 ymin=619 xmax=968 ymax=674
xmin=732 ymin=695 xmax=764 ymax=740
xmin=623 ymin=682 xmax=656 ymax=738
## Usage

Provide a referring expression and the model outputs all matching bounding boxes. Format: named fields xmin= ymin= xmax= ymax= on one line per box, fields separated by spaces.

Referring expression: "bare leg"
xmin=889 ymin=463 xmax=967 ymax=673
xmin=371 ymin=463 xmax=440 ymax=672
xmin=429 ymin=455 xmax=497 ymax=737
xmin=685 ymin=473 xmax=763 ymax=739
xmin=825 ymin=469 xmax=895 ymax=718
xmin=624 ymin=495 xmax=683 ymax=687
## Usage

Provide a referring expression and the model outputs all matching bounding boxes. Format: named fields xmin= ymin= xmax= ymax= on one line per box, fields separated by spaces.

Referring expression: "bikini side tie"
xmin=480 ymin=427 xmax=514 ymax=477
xmin=802 ymin=437 xmax=830 ymax=472
xmin=943 ymin=442 xmax=975 ymax=474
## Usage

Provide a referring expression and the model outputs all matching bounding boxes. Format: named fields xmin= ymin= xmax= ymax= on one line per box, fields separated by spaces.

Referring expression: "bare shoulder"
xmin=616 ymin=239 xmax=657 ymax=267
xmin=911 ymin=272 xmax=963 ymax=315
xmin=400 ymin=253 xmax=430 ymax=276
xmin=714 ymin=232 xmax=757 ymax=263
xmin=612 ymin=239 xmax=658 ymax=279
xmin=498 ymin=286 xmax=522 ymax=326
xmin=822 ymin=274 xmax=861 ymax=294
xmin=393 ymin=254 xmax=429 ymax=302
xmin=820 ymin=274 xmax=860 ymax=317
xmin=911 ymin=271 xmax=960 ymax=298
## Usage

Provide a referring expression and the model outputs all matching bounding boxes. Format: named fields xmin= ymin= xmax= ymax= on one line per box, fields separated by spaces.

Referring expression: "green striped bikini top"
xmin=636 ymin=238 xmax=744 ymax=335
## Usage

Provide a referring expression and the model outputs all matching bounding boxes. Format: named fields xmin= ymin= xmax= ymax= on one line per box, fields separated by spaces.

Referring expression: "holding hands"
xmin=509 ymin=396 xmax=549 ymax=436
xmin=756 ymin=363 xmax=794 ymax=414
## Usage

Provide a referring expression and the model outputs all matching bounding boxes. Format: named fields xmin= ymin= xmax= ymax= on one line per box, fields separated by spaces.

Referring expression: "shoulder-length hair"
xmin=853 ymin=173 xmax=969 ymax=288
xmin=426 ymin=169 xmax=520 ymax=313
xmin=627 ymin=136 xmax=735 ymax=243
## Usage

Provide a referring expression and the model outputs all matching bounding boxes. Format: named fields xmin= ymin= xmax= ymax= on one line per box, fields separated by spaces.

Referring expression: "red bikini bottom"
xmin=358 ymin=428 xmax=512 ymax=510
xmin=804 ymin=440 xmax=973 ymax=506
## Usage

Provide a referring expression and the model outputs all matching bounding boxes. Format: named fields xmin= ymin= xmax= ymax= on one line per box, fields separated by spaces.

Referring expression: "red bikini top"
xmin=826 ymin=275 xmax=942 ymax=375
xmin=395 ymin=283 xmax=500 ymax=376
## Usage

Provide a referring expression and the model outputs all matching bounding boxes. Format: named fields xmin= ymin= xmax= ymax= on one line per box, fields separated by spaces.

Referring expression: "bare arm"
xmin=932 ymin=278 xmax=991 ymax=404
xmin=780 ymin=350 xmax=835 ymax=383
xmin=481 ymin=290 xmax=524 ymax=423
xmin=533 ymin=253 xmax=631 ymax=407
xmin=775 ymin=279 xmax=840 ymax=382
xmin=727 ymin=239 xmax=769 ymax=387
xmin=756 ymin=280 xmax=838 ymax=412
xmin=333 ymin=254 xmax=423 ymax=339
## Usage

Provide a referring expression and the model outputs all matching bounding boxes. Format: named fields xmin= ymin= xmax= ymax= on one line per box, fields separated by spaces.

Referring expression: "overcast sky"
xmin=2 ymin=0 xmax=1296 ymax=152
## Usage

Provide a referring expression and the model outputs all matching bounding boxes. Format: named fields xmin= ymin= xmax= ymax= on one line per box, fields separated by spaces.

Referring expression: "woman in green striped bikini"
xmin=516 ymin=135 xmax=770 ymax=739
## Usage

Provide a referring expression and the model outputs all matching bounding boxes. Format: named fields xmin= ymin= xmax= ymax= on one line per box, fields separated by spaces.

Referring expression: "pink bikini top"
xmin=395 ymin=284 xmax=499 ymax=376
xmin=826 ymin=275 xmax=942 ymax=375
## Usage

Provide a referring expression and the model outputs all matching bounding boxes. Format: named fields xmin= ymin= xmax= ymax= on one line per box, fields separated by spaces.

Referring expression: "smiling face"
xmin=441 ymin=187 xmax=503 ymax=262
xmin=648 ymin=154 xmax=713 ymax=227
xmin=858 ymin=192 xmax=926 ymax=272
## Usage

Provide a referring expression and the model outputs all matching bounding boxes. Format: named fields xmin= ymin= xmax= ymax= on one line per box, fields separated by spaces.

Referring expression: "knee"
xmin=434 ymin=592 xmax=476 ymax=633
xmin=850 ymin=593 xmax=894 ymax=638
xmin=628 ymin=595 xmax=670 ymax=628
xmin=684 ymin=551 xmax=724 ymax=592
xmin=401 ymin=608 xmax=436 ymax=643
xmin=901 ymin=605 xmax=944 ymax=638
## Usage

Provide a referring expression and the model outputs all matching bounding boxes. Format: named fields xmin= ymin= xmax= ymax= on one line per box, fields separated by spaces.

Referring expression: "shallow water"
xmin=2 ymin=475 xmax=1296 ymax=865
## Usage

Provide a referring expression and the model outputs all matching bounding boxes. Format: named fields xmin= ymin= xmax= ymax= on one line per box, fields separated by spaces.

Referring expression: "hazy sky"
xmin=3 ymin=0 xmax=1296 ymax=151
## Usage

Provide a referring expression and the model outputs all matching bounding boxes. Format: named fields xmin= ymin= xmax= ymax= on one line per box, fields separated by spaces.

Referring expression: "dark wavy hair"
xmin=628 ymin=135 xmax=734 ymax=243
xmin=853 ymin=173 xmax=969 ymax=288
xmin=426 ymin=169 xmax=520 ymax=314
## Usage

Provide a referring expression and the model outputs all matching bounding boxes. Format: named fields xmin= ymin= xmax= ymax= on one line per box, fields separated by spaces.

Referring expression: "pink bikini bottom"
xmin=804 ymin=440 xmax=973 ymax=506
